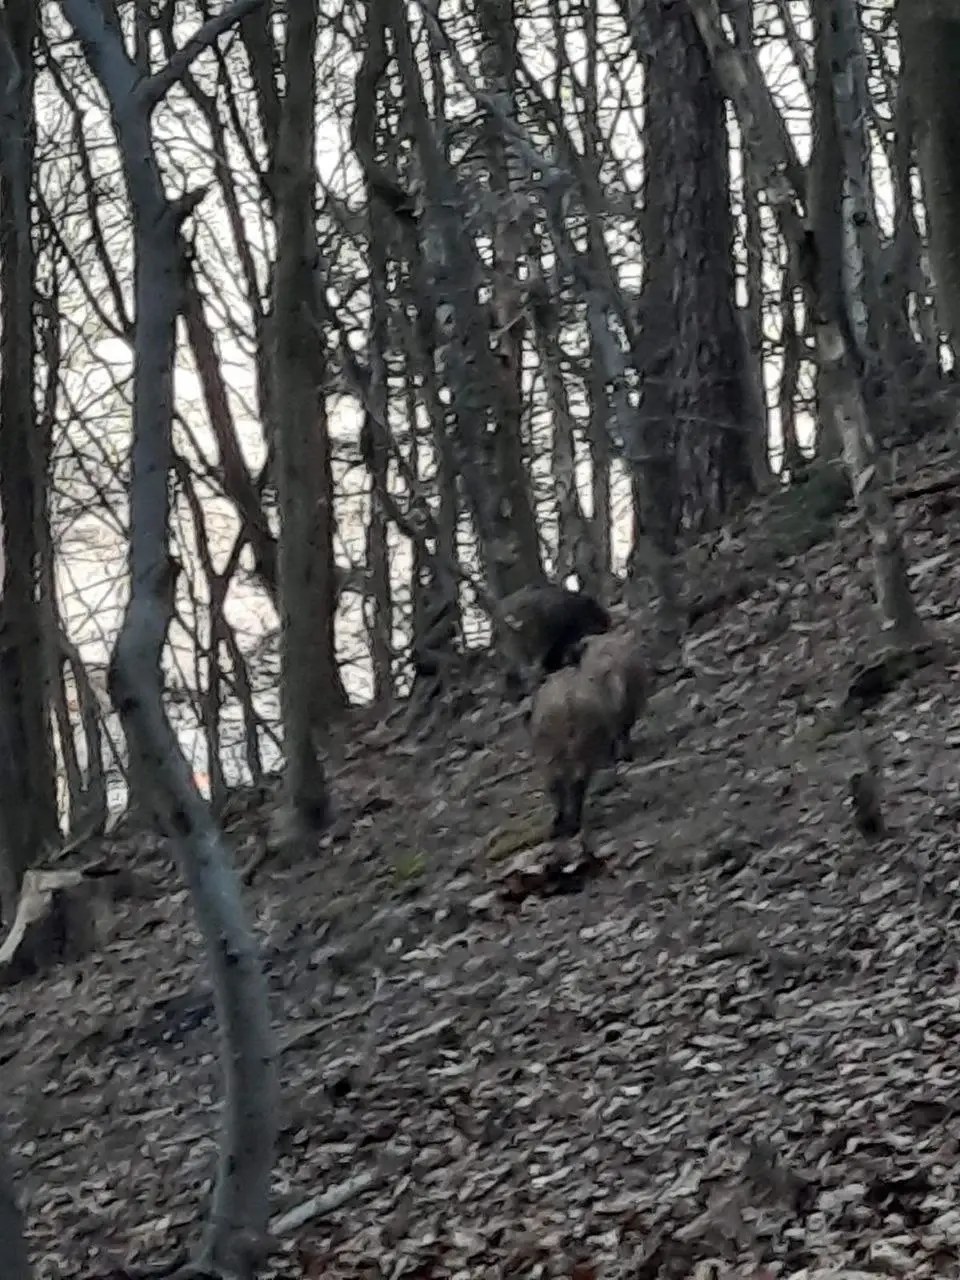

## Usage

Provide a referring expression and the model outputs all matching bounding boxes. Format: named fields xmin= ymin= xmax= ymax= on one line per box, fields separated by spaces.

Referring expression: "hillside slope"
xmin=6 ymin=445 xmax=960 ymax=1278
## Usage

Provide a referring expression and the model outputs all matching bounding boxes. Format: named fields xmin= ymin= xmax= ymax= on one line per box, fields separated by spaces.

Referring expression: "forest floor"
xmin=9 ymin=437 xmax=960 ymax=1279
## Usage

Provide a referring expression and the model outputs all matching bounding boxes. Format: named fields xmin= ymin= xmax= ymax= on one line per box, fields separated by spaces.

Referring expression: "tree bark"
xmin=0 ymin=0 xmax=59 ymax=891
xmin=638 ymin=0 xmax=760 ymax=533
xmin=900 ymin=0 xmax=960 ymax=362
xmin=271 ymin=0 xmax=338 ymax=851
xmin=0 ymin=1145 xmax=31 ymax=1280
xmin=476 ymin=0 xmax=543 ymax=593
xmin=59 ymin=3 xmax=276 ymax=1275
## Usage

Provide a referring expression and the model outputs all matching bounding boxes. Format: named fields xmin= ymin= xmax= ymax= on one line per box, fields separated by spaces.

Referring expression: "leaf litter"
xmin=7 ymin=450 xmax=960 ymax=1277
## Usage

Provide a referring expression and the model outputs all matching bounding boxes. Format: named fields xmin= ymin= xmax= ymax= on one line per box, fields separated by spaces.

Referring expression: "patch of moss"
xmin=392 ymin=851 xmax=427 ymax=882
xmin=486 ymin=811 xmax=550 ymax=861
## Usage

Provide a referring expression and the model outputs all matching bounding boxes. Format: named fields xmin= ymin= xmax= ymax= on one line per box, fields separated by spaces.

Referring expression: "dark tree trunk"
xmin=0 ymin=1144 xmax=30 ymax=1280
xmin=639 ymin=0 xmax=759 ymax=532
xmin=901 ymin=2 xmax=960 ymax=364
xmin=272 ymin=0 xmax=340 ymax=849
xmin=0 ymin=0 xmax=59 ymax=894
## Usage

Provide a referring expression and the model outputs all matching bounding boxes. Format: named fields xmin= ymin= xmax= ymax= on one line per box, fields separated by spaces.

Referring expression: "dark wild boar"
xmin=500 ymin=583 xmax=610 ymax=698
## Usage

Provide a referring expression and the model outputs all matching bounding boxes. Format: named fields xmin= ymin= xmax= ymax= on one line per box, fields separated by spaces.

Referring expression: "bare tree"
xmin=387 ymin=0 xmax=543 ymax=599
xmin=687 ymin=0 xmax=926 ymax=649
xmin=57 ymin=2 xmax=276 ymax=1274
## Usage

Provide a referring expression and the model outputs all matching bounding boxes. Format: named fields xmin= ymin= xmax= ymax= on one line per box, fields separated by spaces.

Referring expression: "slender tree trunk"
xmin=729 ymin=0 xmax=771 ymax=486
xmin=60 ymin=5 xmax=277 ymax=1275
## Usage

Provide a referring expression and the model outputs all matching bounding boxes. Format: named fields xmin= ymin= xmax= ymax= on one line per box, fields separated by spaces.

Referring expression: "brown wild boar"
xmin=500 ymin=583 xmax=610 ymax=697
xmin=529 ymin=664 xmax=620 ymax=838
xmin=575 ymin=629 xmax=650 ymax=762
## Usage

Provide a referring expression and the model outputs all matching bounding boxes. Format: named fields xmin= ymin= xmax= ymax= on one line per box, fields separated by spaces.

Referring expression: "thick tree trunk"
xmin=0 ymin=1146 xmax=31 ymax=1280
xmin=0 ymin=0 xmax=59 ymax=889
xmin=476 ymin=0 xmax=542 ymax=594
xmin=900 ymin=1 xmax=960 ymax=362
xmin=272 ymin=0 xmax=339 ymax=851
xmin=639 ymin=0 xmax=759 ymax=533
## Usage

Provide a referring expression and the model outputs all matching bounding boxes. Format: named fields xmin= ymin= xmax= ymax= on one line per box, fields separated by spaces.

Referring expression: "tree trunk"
xmin=0 ymin=0 xmax=59 ymax=890
xmin=639 ymin=0 xmax=759 ymax=533
xmin=60 ymin=4 xmax=276 ymax=1275
xmin=900 ymin=1 xmax=960 ymax=362
xmin=476 ymin=0 xmax=543 ymax=595
xmin=0 ymin=1145 xmax=31 ymax=1280
xmin=271 ymin=0 xmax=339 ymax=851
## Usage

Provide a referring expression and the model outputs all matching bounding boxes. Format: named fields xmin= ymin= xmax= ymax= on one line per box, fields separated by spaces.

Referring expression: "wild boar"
xmin=575 ymin=628 xmax=650 ymax=762
xmin=500 ymin=583 xmax=610 ymax=698
xmin=529 ymin=663 xmax=620 ymax=838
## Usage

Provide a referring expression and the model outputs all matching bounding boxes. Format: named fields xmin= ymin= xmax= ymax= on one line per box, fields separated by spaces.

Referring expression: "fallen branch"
xmin=269 ymin=1169 xmax=381 ymax=1237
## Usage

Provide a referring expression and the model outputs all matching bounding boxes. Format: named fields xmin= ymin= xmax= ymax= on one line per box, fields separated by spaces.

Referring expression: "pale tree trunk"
xmin=819 ymin=0 xmax=886 ymax=355
xmin=272 ymin=0 xmax=340 ymax=851
xmin=59 ymin=4 xmax=276 ymax=1276
xmin=900 ymin=0 xmax=960 ymax=363
xmin=353 ymin=2 xmax=465 ymax=680
xmin=730 ymin=0 xmax=771 ymax=484
xmin=889 ymin=78 xmax=940 ymax=360
xmin=359 ymin=213 xmax=395 ymax=704
xmin=353 ymin=14 xmax=398 ymax=706
xmin=582 ymin=0 xmax=612 ymax=590
xmin=686 ymin=0 xmax=926 ymax=647
xmin=351 ymin=1 xmax=464 ymax=682
xmin=0 ymin=1 xmax=59 ymax=892
xmin=778 ymin=260 xmax=807 ymax=472
xmin=637 ymin=0 xmax=760 ymax=533
xmin=361 ymin=392 xmax=394 ymax=707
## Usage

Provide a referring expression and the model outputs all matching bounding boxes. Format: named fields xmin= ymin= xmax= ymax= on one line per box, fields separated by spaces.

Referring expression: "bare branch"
xmin=138 ymin=0 xmax=267 ymax=109
xmin=59 ymin=0 xmax=140 ymax=107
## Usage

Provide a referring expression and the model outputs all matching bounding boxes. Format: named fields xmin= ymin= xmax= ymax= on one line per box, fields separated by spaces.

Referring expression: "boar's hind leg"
xmin=564 ymin=776 xmax=588 ymax=836
xmin=548 ymin=776 xmax=572 ymax=838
